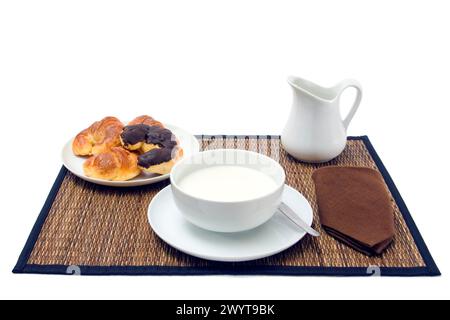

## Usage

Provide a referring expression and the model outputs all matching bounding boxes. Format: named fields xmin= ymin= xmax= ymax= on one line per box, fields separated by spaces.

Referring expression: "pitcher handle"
xmin=335 ymin=79 xmax=363 ymax=130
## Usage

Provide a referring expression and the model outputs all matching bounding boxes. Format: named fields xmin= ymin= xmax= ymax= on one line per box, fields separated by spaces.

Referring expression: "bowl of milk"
xmin=170 ymin=149 xmax=285 ymax=232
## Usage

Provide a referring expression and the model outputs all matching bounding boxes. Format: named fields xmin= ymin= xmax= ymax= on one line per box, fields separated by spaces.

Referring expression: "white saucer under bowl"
xmin=62 ymin=124 xmax=199 ymax=187
xmin=148 ymin=184 xmax=314 ymax=262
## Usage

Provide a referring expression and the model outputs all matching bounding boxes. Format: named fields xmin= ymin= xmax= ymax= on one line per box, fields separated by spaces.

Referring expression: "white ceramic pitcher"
xmin=281 ymin=76 xmax=362 ymax=163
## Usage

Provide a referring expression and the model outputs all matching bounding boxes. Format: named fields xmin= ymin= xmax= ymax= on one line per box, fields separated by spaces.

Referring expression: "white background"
xmin=0 ymin=0 xmax=449 ymax=300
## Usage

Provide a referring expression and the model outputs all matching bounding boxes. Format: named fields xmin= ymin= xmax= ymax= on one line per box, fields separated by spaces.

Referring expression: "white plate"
xmin=62 ymin=124 xmax=200 ymax=187
xmin=148 ymin=184 xmax=314 ymax=262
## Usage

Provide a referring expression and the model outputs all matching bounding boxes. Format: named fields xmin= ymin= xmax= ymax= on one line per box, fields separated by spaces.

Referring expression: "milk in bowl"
xmin=178 ymin=165 xmax=279 ymax=202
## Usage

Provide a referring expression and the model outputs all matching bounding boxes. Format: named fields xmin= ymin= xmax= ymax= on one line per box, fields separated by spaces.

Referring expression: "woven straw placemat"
xmin=13 ymin=136 xmax=439 ymax=276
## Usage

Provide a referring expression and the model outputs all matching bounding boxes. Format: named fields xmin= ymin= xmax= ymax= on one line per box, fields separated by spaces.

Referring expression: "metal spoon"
xmin=278 ymin=202 xmax=320 ymax=237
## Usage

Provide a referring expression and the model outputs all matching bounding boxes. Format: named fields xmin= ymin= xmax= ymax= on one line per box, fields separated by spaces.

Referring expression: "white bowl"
xmin=170 ymin=149 xmax=286 ymax=233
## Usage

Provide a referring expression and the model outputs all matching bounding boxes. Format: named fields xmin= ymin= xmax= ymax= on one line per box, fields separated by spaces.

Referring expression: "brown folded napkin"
xmin=312 ymin=166 xmax=395 ymax=256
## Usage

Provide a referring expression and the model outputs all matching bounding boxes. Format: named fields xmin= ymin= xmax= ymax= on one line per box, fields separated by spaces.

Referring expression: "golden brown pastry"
xmin=128 ymin=115 xmax=164 ymax=128
xmin=72 ymin=117 xmax=124 ymax=156
xmin=83 ymin=147 xmax=141 ymax=181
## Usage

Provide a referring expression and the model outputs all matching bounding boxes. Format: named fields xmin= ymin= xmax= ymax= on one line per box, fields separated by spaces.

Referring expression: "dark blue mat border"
xmin=13 ymin=135 xmax=440 ymax=277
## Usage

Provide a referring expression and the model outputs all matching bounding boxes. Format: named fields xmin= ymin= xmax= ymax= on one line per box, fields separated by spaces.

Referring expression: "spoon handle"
xmin=278 ymin=202 xmax=320 ymax=237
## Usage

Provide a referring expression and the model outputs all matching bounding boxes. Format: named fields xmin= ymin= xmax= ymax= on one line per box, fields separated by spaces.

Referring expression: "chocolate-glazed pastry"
xmin=146 ymin=127 xmax=174 ymax=147
xmin=139 ymin=138 xmax=183 ymax=175
xmin=120 ymin=124 xmax=150 ymax=150
xmin=142 ymin=126 xmax=177 ymax=153
xmin=138 ymin=146 xmax=177 ymax=168
xmin=120 ymin=124 xmax=183 ymax=175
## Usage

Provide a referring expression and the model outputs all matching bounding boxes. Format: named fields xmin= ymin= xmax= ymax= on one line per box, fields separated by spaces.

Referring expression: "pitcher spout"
xmin=287 ymin=76 xmax=338 ymax=102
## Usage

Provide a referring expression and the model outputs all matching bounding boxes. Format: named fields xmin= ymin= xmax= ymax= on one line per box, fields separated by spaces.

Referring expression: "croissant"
xmin=83 ymin=147 xmax=141 ymax=181
xmin=72 ymin=117 xmax=124 ymax=156
xmin=128 ymin=115 xmax=164 ymax=128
